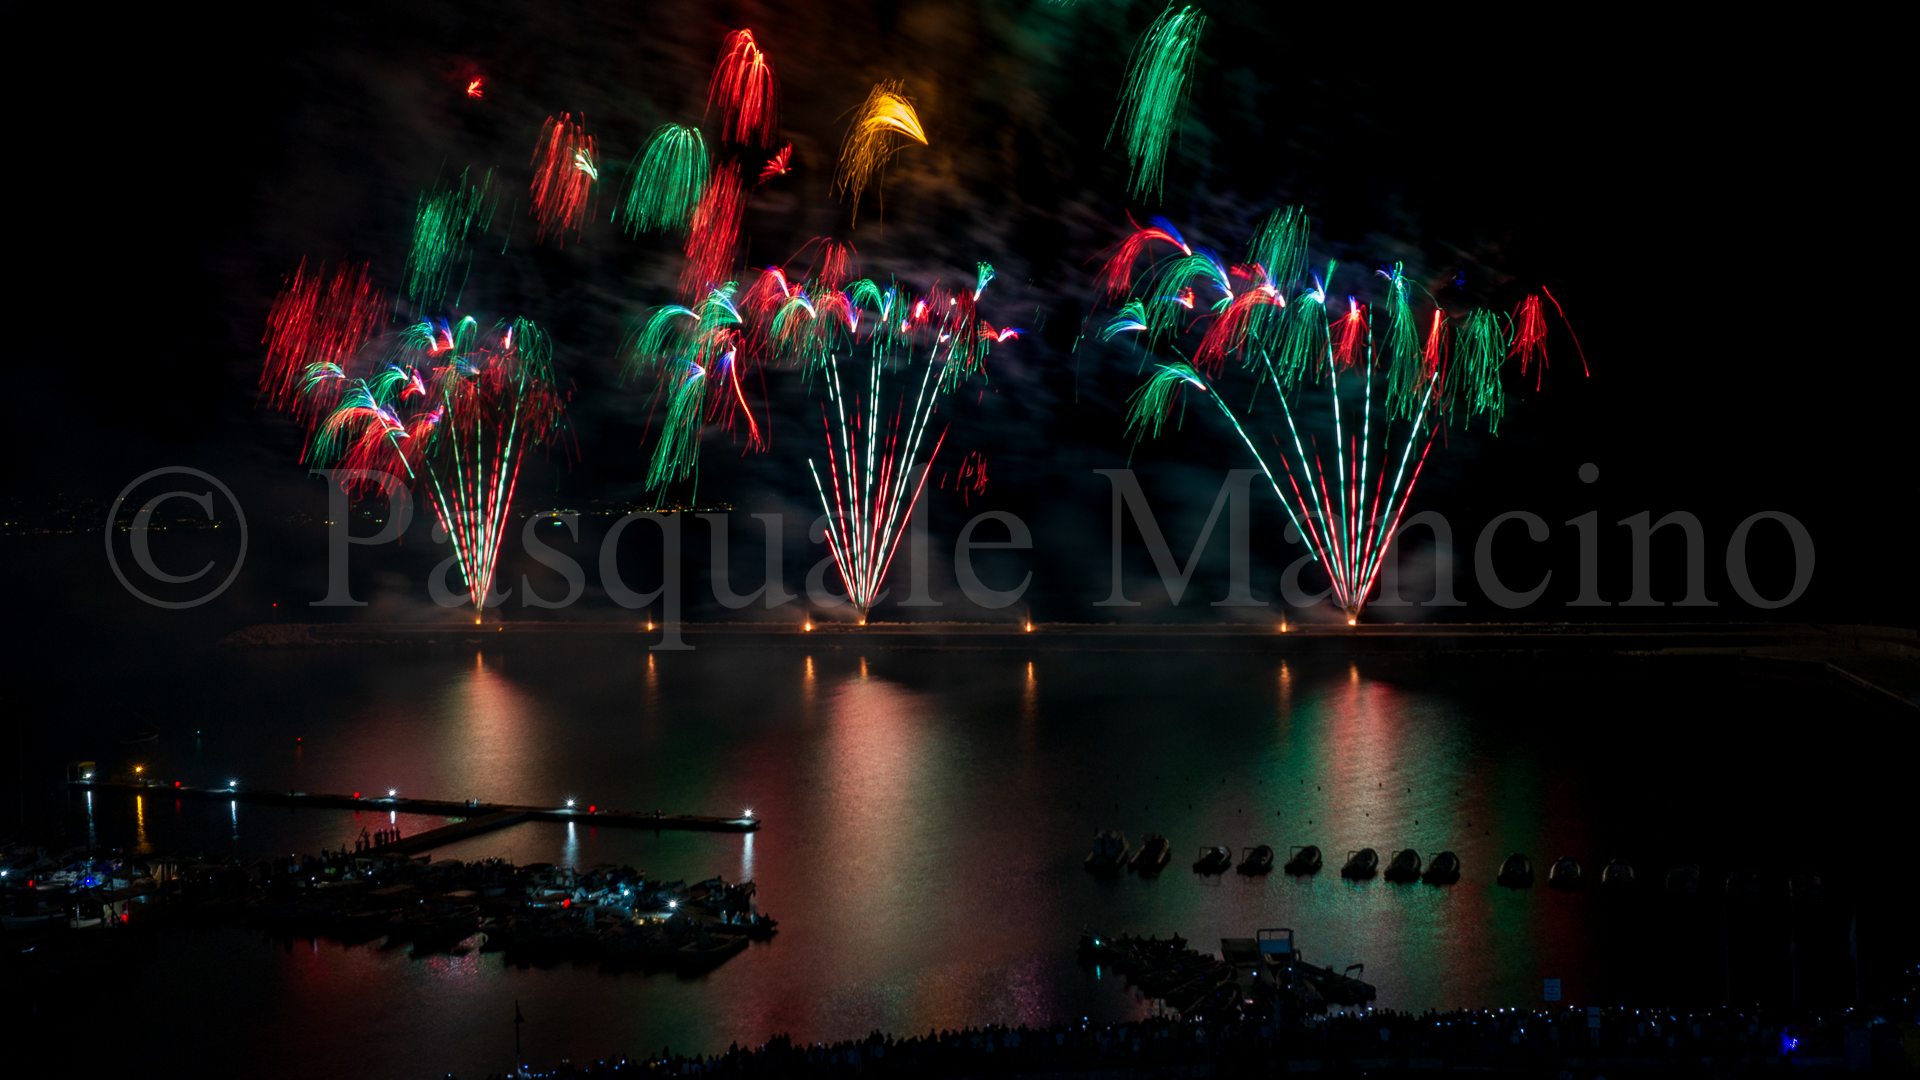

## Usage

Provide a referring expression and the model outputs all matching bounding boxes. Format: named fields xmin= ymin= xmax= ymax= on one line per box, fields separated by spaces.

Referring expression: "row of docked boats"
xmin=1085 ymin=833 xmax=1468 ymax=885
xmin=1295 ymin=846 xmax=1463 ymax=884
xmin=1085 ymin=834 xmax=1820 ymax=897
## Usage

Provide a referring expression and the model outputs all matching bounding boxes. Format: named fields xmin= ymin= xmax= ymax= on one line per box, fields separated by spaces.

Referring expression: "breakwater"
xmin=68 ymin=778 xmax=760 ymax=834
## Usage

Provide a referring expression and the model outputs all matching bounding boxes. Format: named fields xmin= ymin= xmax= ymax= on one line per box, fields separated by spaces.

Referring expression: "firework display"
xmin=1110 ymin=5 xmax=1206 ymax=202
xmin=1096 ymin=209 xmax=1579 ymax=622
xmin=681 ymin=162 xmax=746 ymax=299
xmin=253 ymin=18 xmax=1578 ymax=629
xmin=405 ymin=169 xmax=496 ymax=308
xmin=708 ymin=29 xmax=779 ymax=148
xmin=265 ymin=304 xmax=568 ymax=613
xmin=795 ymin=259 xmax=1014 ymax=618
xmin=261 ymin=260 xmax=387 ymax=427
xmin=620 ymin=126 xmax=708 ymax=235
xmin=835 ymin=81 xmax=928 ymax=227
xmin=530 ymin=113 xmax=598 ymax=245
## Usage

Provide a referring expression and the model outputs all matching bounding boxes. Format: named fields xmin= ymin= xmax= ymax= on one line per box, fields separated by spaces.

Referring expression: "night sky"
xmin=7 ymin=3 xmax=1908 ymax=633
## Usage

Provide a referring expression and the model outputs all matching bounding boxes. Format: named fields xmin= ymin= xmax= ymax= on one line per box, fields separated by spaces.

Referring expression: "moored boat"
xmin=1129 ymin=833 xmax=1171 ymax=876
xmin=1548 ymin=856 xmax=1585 ymax=891
xmin=676 ymin=926 xmax=749 ymax=974
xmin=1192 ymin=846 xmax=1232 ymax=875
xmin=1236 ymin=845 xmax=1274 ymax=876
xmin=1084 ymin=829 xmax=1130 ymax=876
xmin=1498 ymin=853 xmax=1534 ymax=888
xmin=1422 ymin=851 xmax=1461 ymax=885
xmin=1384 ymin=848 xmax=1422 ymax=883
xmin=1340 ymin=848 xmax=1378 ymax=879
xmin=1283 ymin=845 xmax=1322 ymax=875
xmin=1601 ymin=858 xmax=1635 ymax=889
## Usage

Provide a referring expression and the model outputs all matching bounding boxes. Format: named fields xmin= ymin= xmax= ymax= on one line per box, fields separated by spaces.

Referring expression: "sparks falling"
xmin=405 ymin=169 xmax=495 ymax=307
xmin=620 ymin=125 xmax=708 ymax=235
xmin=260 ymin=260 xmax=386 ymax=427
xmin=681 ymin=162 xmax=745 ymax=299
xmin=834 ymin=81 xmax=928 ymax=227
xmin=530 ymin=114 xmax=598 ymax=245
xmin=1110 ymin=4 xmax=1207 ymax=202
xmin=709 ymin=29 xmax=779 ymax=148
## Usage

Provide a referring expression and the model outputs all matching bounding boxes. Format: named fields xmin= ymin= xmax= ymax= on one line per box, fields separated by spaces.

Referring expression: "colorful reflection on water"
xmin=72 ymin=646 xmax=1910 ymax=1080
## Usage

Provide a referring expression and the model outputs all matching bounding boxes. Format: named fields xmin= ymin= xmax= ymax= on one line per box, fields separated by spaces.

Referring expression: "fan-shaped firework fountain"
xmin=1095 ymin=209 xmax=1581 ymax=623
xmin=262 ymin=294 xmax=568 ymax=618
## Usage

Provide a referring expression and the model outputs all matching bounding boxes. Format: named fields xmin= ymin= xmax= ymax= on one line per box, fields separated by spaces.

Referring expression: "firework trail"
xmin=1110 ymin=4 xmax=1206 ymax=202
xmin=681 ymin=162 xmax=745 ymax=298
xmin=405 ymin=168 xmax=495 ymax=307
xmin=466 ymin=77 xmax=483 ymax=99
xmin=530 ymin=114 xmax=598 ymax=245
xmin=620 ymin=125 xmax=708 ymax=234
xmin=261 ymin=260 xmax=386 ymax=426
xmin=289 ymin=315 xmax=568 ymax=615
xmin=1097 ymin=209 xmax=1574 ymax=622
xmin=802 ymin=258 xmax=1013 ymax=617
xmin=709 ymin=29 xmax=779 ymax=148
xmin=808 ymin=350 xmax=946 ymax=620
xmin=835 ymin=81 xmax=927 ymax=227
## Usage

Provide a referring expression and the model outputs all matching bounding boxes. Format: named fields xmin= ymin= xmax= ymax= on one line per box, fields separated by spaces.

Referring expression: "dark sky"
xmin=8 ymin=2 xmax=1909 ymax=631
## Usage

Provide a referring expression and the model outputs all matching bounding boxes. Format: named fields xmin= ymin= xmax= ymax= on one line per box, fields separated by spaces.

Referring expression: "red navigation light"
xmin=561 ymin=898 xmax=571 ymax=908
xmin=353 ymin=792 xmax=361 ymax=800
xmin=588 ymin=805 xmax=596 ymax=814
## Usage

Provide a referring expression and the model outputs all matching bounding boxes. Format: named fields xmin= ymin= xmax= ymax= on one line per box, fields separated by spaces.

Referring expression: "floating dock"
xmin=69 ymin=779 xmax=760 ymax=834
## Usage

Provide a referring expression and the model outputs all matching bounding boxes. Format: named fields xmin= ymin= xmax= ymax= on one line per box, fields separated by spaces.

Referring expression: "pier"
xmin=68 ymin=778 xmax=760 ymax=835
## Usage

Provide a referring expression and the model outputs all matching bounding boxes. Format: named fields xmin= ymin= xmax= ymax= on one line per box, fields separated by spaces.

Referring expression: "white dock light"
xmin=228 ymin=779 xmax=238 ymax=789
xmin=566 ymin=799 xmax=576 ymax=808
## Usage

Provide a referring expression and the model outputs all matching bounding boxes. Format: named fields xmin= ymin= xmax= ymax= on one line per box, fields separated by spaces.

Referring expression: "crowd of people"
xmin=479 ymin=1004 xmax=1916 ymax=1077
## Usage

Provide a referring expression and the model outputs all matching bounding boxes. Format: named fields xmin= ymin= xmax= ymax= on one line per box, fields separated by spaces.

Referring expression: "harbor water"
xmin=25 ymin=643 xmax=1916 ymax=1078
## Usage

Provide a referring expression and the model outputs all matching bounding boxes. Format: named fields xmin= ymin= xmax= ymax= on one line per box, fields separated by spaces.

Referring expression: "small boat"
xmin=1192 ymin=846 xmax=1232 ymax=875
xmin=118 ymin=724 xmax=159 ymax=745
xmin=1129 ymin=833 xmax=1171 ymax=876
xmin=1548 ymin=856 xmax=1585 ymax=891
xmin=1422 ymin=851 xmax=1461 ymax=885
xmin=1284 ymin=845 xmax=1322 ymax=875
xmin=448 ymin=932 xmax=488 ymax=956
xmin=1665 ymin=864 xmax=1700 ymax=895
xmin=1340 ymin=848 xmax=1379 ymax=879
xmin=1498 ymin=853 xmax=1534 ymax=888
xmin=675 ymin=927 xmax=748 ymax=974
xmin=1236 ymin=845 xmax=1275 ymax=876
xmin=1384 ymin=849 xmax=1422 ymax=883
xmin=1084 ymin=829 xmax=1130 ymax=876
xmin=1601 ymin=858 xmax=1635 ymax=890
